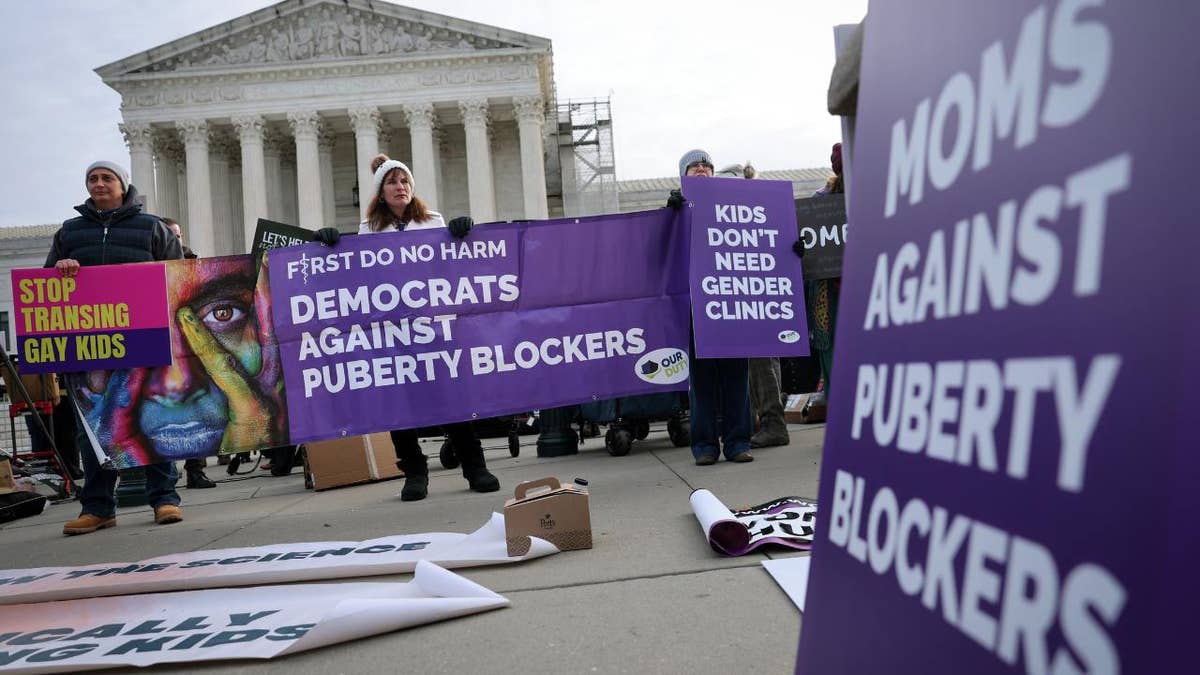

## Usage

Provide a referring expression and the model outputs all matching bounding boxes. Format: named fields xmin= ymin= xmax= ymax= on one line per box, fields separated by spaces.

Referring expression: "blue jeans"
xmin=76 ymin=421 xmax=180 ymax=519
xmin=688 ymin=355 xmax=752 ymax=460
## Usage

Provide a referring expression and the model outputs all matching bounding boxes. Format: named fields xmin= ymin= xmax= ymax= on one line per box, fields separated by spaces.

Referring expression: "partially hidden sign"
xmin=796 ymin=2 xmax=1198 ymax=675
xmin=12 ymin=265 xmax=170 ymax=373
xmin=794 ymin=193 xmax=846 ymax=281
xmin=251 ymin=218 xmax=312 ymax=267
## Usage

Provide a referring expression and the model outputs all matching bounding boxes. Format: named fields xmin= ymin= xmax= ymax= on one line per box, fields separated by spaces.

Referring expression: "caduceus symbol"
xmin=299 ymin=251 xmax=311 ymax=286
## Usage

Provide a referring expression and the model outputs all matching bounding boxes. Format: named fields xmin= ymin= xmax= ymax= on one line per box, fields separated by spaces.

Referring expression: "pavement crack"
xmin=498 ymin=562 xmax=771 ymax=595
xmin=649 ymin=448 xmax=695 ymax=491
xmin=189 ymin=494 xmax=312 ymax=551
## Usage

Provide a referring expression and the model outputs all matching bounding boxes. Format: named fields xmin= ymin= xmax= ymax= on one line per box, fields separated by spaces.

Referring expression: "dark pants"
xmin=390 ymin=422 xmax=487 ymax=479
xmin=77 ymin=423 xmax=180 ymax=518
xmin=749 ymin=357 xmax=787 ymax=433
xmin=688 ymin=355 xmax=753 ymax=460
xmin=24 ymin=398 xmax=81 ymax=473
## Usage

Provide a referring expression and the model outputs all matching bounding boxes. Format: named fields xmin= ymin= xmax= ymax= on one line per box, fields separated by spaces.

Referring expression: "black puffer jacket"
xmin=44 ymin=186 xmax=182 ymax=268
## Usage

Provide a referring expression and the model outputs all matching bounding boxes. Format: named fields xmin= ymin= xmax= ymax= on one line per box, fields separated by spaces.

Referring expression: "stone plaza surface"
xmin=0 ymin=422 xmax=824 ymax=674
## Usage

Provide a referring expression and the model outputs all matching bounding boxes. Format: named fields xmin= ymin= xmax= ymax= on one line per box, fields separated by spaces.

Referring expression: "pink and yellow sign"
xmin=12 ymin=265 xmax=171 ymax=374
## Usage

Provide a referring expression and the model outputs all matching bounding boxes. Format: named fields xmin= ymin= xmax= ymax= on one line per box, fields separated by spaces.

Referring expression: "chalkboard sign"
xmin=794 ymin=194 xmax=846 ymax=281
xmin=250 ymin=218 xmax=313 ymax=267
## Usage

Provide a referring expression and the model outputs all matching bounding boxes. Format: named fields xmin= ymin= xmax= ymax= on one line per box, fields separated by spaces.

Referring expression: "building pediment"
xmin=97 ymin=0 xmax=549 ymax=78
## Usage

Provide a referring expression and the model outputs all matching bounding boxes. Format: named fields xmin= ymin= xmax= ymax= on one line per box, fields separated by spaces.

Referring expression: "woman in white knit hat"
xmin=312 ymin=154 xmax=498 ymax=502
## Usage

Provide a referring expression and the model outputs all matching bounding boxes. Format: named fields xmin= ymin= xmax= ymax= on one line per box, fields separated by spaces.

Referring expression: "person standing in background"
xmin=740 ymin=163 xmax=790 ymax=449
xmin=161 ymin=218 xmax=217 ymax=489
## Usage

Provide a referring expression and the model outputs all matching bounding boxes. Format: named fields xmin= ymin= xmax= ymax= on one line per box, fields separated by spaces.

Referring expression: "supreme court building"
xmin=0 ymin=0 xmax=830 ymax=356
xmin=101 ymin=0 xmax=561 ymax=259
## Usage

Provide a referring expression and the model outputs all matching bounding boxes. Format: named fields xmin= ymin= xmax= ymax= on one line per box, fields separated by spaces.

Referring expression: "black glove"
xmin=792 ymin=239 xmax=806 ymax=258
xmin=314 ymin=227 xmax=341 ymax=247
xmin=666 ymin=190 xmax=686 ymax=210
xmin=448 ymin=216 xmax=474 ymax=239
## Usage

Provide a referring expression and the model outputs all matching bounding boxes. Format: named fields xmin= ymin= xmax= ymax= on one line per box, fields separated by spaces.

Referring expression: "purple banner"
xmin=684 ymin=177 xmax=809 ymax=358
xmin=269 ymin=211 xmax=693 ymax=444
xmin=797 ymin=2 xmax=1197 ymax=675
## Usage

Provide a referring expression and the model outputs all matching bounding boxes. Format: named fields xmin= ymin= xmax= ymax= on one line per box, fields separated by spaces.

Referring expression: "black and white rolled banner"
xmin=0 ymin=562 xmax=505 ymax=674
xmin=0 ymin=513 xmax=555 ymax=605
xmin=689 ymin=489 xmax=817 ymax=556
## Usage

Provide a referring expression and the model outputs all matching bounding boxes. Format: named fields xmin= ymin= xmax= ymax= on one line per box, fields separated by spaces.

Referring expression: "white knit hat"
xmin=85 ymin=160 xmax=130 ymax=192
xmin=372 ymin=159 xmax=415 ymax=202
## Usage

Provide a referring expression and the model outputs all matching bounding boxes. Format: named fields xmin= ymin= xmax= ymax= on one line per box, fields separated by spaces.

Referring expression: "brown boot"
xmin=63 ymin=514 xmax=116 ymax=536
xmin=154 ymin=504 xmax=183 ymax=525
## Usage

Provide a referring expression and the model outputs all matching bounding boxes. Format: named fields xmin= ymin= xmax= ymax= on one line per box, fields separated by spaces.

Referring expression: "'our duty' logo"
xmin=778 ymin=330 xmax=801 ymax=344
xmin=635 ymin=348 xmax=689 ymax=385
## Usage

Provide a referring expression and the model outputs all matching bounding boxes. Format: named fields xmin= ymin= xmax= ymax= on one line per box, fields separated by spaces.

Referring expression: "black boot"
xmin=398 ymin=451 xmax=429 ymax=502
xmin=186 ymin=468 xmax=217 ymax=489
xmin=457 ymin=438 xmax=499 ymax=493
xmin=400 ymin=474 xmax=429 ymax=501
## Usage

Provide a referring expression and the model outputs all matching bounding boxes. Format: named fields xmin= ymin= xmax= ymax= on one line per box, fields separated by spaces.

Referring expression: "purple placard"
xmin=268 ymin=212 xmax=693 ymax=444
xmin=797 ymin=2 xmax=1197 ymax=675
xmin=684 ymin=177 xmax=809 ymax=358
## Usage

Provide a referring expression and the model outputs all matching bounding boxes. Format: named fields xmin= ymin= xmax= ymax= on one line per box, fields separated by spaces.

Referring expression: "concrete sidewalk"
xmin=0 ymin=422 xmax=825 ymax=674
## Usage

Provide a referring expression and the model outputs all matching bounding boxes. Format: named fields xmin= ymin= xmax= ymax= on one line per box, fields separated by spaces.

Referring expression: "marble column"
xmin=404 ymin=102 xmax=441 ymax=212
xmin=287 ymin=111 xmax=325 ymax=230
xmin=377 ymin=122 xmax=393 ymax=161
xmin=176 ymin=119 xmax=214 ymax=258
xmin=280 ymin=144 xmax=298 ymax=226
xmin=207 ymin=134 xmax=233 ymax=255
xmin=120 ymin=122 xmax=157 ymax=214
xmin=348 ymin=106 xmax=381 ymax=220
xmin=232 ymin=114 xmax=269 ymax=252
xmin=153 ymin=130 xmax=182 ymax=221
xmin=228 ymin=152 xmax=244 ymax=253
xmin=176 ymin=164 xmax=188 ymax=229
xmin=459 ymin=98 xmax=496 ymax=223
xmin=514 ymin=96 xmax=549 ymax=220
xmin=263 ymin=128 xmax=284 ymax=221
xmin=318 ymin=125 xmax=337 ymax=229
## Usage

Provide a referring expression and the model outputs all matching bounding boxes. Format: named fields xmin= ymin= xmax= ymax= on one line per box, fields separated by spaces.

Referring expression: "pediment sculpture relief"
xmin=134 ymin=5 xmax=511 ymax=73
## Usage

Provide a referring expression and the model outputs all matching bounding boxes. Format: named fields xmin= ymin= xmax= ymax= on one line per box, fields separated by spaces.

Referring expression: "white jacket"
xmin=358 ymin=210 xmax=446 ymax=234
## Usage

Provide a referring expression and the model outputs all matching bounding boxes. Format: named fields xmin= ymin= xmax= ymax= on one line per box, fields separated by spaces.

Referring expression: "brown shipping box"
xmin=0 ymin=458 xmax=15 ymax=495
xmin=303 ymin=432 xmax=402 ymax=491
xmin=504 ymin=477 xmax=592 ymax=556
xmin=784 ymin=394 xmax=809 ymax=425
xmin=1 ymin=365 xmax=60 ymax=403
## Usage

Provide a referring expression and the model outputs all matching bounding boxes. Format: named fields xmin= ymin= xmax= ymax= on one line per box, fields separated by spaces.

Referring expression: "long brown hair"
xmin=365 ymin=154 xmax=430 ymax=232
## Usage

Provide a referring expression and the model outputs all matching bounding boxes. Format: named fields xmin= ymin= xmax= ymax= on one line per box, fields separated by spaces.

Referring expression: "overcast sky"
xmin=0 ymin=0 xmax=866 ymax=226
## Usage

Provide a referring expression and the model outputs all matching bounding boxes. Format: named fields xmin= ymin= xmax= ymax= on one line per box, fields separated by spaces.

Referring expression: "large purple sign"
xmin=684 ymin=176 xmax=809 ymax=358
xmin=269 ymin=211 xmax=692 ymax=444
xmin=797 ymin=2 xmax=1197 ymax=674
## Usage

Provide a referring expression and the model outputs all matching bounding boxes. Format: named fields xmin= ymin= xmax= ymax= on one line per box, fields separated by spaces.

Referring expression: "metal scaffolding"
xmin=556 ymin=98 xmax=618 ymax=217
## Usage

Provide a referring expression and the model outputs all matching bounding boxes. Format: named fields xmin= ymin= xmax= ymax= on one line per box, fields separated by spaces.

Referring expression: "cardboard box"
xmin=303 ymin=432 xmax=402 ymax=491
xmin=0 ymin=458 xmax=15 ymax=495
xmin=1 ymin=363 xmax=60 ymax=403
xmin=504 ymin=477 xmax=592 ymax=556
xmin=784 ymin=394 xmax=809 ymax=425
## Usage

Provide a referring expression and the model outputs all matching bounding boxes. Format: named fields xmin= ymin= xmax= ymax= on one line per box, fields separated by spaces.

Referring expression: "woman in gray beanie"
xmin=671 ymin=149 xmax=755 ymax=465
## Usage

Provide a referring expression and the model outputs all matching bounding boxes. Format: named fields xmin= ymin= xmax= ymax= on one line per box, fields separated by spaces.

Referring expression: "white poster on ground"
xmin=689 ymin=489 xmax=817 ymax=556
xmin=762 ymin=556 xmax=811 ymax=612
xmin=0 ymin=562 xmax=506 ymax=674
xmin=0 ymin=513 xmax=556 ymax=605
